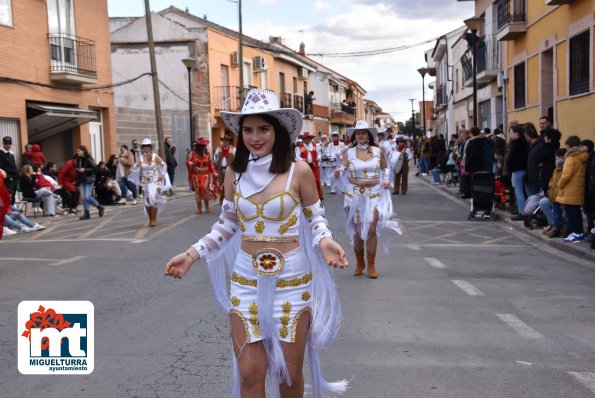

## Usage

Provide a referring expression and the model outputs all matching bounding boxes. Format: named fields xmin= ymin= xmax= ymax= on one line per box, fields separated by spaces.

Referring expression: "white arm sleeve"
xmin=302 ymin=201 xmax=333 ymax=247
xmin=192 ymin=199 xmax=239 ymax=258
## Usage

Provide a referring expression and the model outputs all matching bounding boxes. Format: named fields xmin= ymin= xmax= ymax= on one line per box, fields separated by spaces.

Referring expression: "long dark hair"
xmin=78 ymin=145 xmax=91 ymax=157
xmin=350 ymin=130 xmax=377 ymax=147
xmin=231 ymin=114 xmax=294 ymax=175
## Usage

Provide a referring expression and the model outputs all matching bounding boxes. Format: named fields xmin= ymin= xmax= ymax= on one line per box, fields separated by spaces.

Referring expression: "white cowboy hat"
xmin=347 ymin=120 xmax=378 ymax=140
xmin=331 ymin=131 xmax=340 ymax=136
xmin=220 ymin=89 xmax=303 ymax=142
xmin=140 ymin=138 xmax=154 ymax=147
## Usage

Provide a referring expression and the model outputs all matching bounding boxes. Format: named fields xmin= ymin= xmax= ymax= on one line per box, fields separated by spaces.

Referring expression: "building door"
xmin=243 ymin=61 xmax=251 ymax=88
xmin=220 ymin=64 xmax=230 ymax=111
xmin=541 ymin=49 xmax=554 ymax=124
xmin=88 ymin=109 xmax=104 ymax=162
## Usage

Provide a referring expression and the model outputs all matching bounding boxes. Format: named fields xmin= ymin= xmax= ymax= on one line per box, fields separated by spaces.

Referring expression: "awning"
xmin=27 ymin=103 xmax=97 ymax=141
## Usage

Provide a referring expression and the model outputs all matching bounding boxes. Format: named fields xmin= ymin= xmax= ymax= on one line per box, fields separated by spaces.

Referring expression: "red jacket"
xmin=58 ymin=159 xmax=77 ymax=192
xmin=23 ymin=144 xmax=46 ymax=167
xmin=35 ymin=173 xmax=55 ymax=191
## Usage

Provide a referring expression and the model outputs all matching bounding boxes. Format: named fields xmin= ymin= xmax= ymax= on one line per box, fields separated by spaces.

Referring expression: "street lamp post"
xmin=409 ymin=98 xmax=416 ymax=138
xmin=417 ymin=67 xmax=429 ymax=135
xmin=182 ymin=58 xmax=196 ymax=145
xmin=464 ymin=16 xmax=484 ymax=128
xmin=226 ymin=0 xmax=244 ymax=102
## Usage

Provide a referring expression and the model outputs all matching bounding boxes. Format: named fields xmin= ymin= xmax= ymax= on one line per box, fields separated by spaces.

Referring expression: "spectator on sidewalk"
xmin=20 ymin=144 xmax=33 ymax=167
xmin=492 ymin=128 xmax=506 ymax=177
xmin=457 ymin=129 xmax=472 ymax=198
xmin=557 ymin=136 xmax=589 ymax=242
xmin=539 ymin=115 xmax=552 ymax=137
xmin=106 ymin=155 xmax=118 ymax=179
xmin=464 ymin=127 xmax=485 ymax=176
xmin=95 ymin=175 xmax=124 ymax=206
xmin=540 ymin=148 xmax=566 ymax=238
xmin=535 ymin=129 xmax=561 ymax=195
xmin=417 ymin=136 xmax=431 ymax=175
xmin=581 ymin=139 xmax=594 ymax=242
xmin=164 ymin=137 xmax=177 ymax=193
xmin=57 ymin=155 xmax=80 ymax=215
xmin=0 ymin=168 xmax=10 ymax=239
xmin=22 ymin=144 xmax=46 ymax=169
xmin=0 ymin=136 xmax=19 ymax=204
xmin=42 ymin=162 xmax=58 ymax=181
xmin=525 ymin=128 xmax=545 ymax=197
xmin=19 ymin=164 xmax=57 ymax=217
xmin=507 ymin=125 xmax=528 ymax=220
xmin=117 ymin=145 xmax=138 ymax=204
xmin=76 ymin=145 xmax=104 ymax=220
xmin=4 ymin=205 xmax=45 ymax=233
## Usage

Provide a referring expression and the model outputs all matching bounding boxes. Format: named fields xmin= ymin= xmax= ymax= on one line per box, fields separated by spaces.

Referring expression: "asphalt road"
xmin=1 ymin=175 xmax=595 ymax=398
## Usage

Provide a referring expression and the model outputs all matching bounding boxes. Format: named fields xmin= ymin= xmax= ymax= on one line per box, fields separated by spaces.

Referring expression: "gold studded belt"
xmin=241 ymin=235 xmax=299 ymax=243
xmin=141 ymin=176 xmax=154 ymax=183
xmin=232 ymin=272 xmax=312 ymax=288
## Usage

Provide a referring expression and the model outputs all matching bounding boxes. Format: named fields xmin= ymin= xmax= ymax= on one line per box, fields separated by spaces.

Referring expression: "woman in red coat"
xmin=57 ymin=156 xmax=80 ymax=214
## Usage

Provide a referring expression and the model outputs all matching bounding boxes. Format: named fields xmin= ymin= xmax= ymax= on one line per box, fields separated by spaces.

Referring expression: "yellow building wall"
xmin=503 ymin=0 xmax=595 ymax=140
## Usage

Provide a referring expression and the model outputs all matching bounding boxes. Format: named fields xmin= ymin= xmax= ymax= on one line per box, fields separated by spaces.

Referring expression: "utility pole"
xmin=144 ymin=0 xmax=165 ymax=158
xmin=238 ymin=0 xmax=244 ymax=103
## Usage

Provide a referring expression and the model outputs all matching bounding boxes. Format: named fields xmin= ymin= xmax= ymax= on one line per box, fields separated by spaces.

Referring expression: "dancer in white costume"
xmin=164 ymin=89 xmax=348 ymax=398
xmin=335 ymin=120 xmax=401 ymax=278
xmin=128 ymin=138 xmax=170 ymax=227
xmin=327 ymin=131 xmax=347 ymax=194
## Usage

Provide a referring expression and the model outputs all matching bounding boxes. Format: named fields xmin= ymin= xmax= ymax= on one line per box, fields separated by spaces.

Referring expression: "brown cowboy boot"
xmin=367 ymin=250 xmax=377 ymax=279
xmin=353 ymin=247 xmax=366 ymax=276
xmin=204 ymin=198 xmax=211 ymax=213
xmin=150 ymin=207 xmax=158 ymax=227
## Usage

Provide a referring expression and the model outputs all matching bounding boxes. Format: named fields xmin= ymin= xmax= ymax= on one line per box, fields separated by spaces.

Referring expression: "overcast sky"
xmin=108 ymin=0 xmax=474 ymax=122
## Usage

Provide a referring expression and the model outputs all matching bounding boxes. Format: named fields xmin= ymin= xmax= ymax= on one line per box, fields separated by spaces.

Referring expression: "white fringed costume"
xmin=340 ymin=146 xmax=401 ymax=251
xmin=192 ymin=161 xmax=347 ymax=398
xmin=128 ymin=153 xmax=171 ymax=215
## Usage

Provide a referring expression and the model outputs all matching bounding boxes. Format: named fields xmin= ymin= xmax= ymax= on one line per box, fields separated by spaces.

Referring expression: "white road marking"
xmin=49 ymin=256 xmax=87 ymax=266
xmin=451 ymin=280 xmax=485 ymax=296
xmin=419 ymin=244 xmax=527 ymax=248
xmin=407 ymin=244 xmax=421 ymax=251
xmin=0 ymin=257 xmax=55 ymax=262
xmin=496 ymin=314 xmax=543 ymax=339
xmin=516 ymin=361 xmax=533 ymax=366
xmin=424 ymin=257 xmax=446 ymax=269
xmin=568 ymin=372 xmax=595 ymax=393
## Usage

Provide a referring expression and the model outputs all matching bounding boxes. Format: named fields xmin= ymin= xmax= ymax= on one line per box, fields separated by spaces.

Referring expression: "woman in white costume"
xmin=164 ymin=89 xmax=348 ymax=398
xmin=129 ymin=138 xmax=170 ymax=227
xmin=335 ymin=120 xmax=401 ymax=279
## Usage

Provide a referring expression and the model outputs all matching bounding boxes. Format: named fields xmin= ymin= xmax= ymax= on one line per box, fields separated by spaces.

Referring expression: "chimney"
xmin=185 ymin=7 xmax=189 ymax=13
xmin=299 ymin=42 xmax=305 ymax=56
xmin=269 ymin=36 xmax=282 ymax=44
xmin=204 ymin=14 xmax=207 ymax=20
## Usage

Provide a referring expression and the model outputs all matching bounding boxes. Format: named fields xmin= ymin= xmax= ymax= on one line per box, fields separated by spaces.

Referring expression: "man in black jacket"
xmin=534 ymin=129 xmax=560 ymax=195
xmin=0 ymin=136 xmax=19 ymax=203
xmin=464 ymin=127 xmax=485 ymax=176
xmin=525 ymin=129 xmax=545 ymax=197
xmin=164 ymin=137 xmax=177 ymax=195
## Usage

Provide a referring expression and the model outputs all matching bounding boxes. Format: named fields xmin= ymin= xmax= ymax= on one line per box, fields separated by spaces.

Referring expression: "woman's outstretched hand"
xmin=319 ymin=238 xmax=348 ymax=269
xmin=164 ymin=252 xmax=195 ymax=279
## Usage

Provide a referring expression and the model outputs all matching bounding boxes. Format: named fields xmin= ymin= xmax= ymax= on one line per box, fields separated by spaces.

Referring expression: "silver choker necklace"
xmin=357 ymin=143 xmax=369 ymax=150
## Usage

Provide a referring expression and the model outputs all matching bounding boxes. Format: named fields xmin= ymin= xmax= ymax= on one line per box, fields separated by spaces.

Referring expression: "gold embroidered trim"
xmin=278 ymin=214 xmax=297 ymax=234
xmin=230 ymin=309 xmax=251 ymax=343
xmin=231 ymin=272 xmax=312 ymax=288
xmin=290 ymin=307 xmax=312 ymax=343
xmin=241 ymin=235 xmax=299 ymax=243
xmin=248 ymin=302 xmax=260 ymax=338
xmin=344 ymin=192 xmax=380 ymax=199
xmin=279 ymin=301 xmax=292 ymax=339
xmin=231 ymin=296 xmax=241 ymax=307
xmin=234 ymin=191 xmax=299 ymax=222
xmin=302 ymin=207 xmax=313 ymax=218
xmin=239 ymin=219 xmax=246 ymax=232
xmin=254 ymin=220 xmax=265 ymax=233
xmin=302 ymin=291 xmax=311 ymax=301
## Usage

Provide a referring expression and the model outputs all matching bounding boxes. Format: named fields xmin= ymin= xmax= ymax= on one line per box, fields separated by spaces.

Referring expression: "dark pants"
xmin=459 ymin=174 xmax=471 ymax=196
xmin=119 ymin=178 xmax=137 ymax=199
xmin=54 ymin=188 xmax=79 ymax=210
xmin=167 ymin=166 xmax=175 ymax=186
xmin=394 ymin=162 xmax=409 ymax=194
xmin=5 ymin=177 xmax=17 ymax=204
xmin=584 ymin=192 xmax=595 ymax=234
xmin=562 ymin=204 xmax=583 ymax=234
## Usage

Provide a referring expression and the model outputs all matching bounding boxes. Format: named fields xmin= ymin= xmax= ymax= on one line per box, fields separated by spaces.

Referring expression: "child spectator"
xmin=540 ymin=148 xmax=567 ymax=238
xmin=22 ymin=144 xmax=46 ymax=169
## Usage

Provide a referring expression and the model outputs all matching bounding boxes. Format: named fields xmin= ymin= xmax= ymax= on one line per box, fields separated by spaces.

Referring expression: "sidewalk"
xmin=414 ymin=173 xmax=595 ymax=263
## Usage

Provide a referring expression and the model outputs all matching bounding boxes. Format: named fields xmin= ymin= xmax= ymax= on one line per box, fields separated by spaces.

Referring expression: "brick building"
xmin=0 ymin=0 xmax=115 ymax=166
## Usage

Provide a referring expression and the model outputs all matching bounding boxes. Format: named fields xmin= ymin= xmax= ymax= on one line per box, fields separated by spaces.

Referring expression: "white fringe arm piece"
xmin=192 ymin=199 xmax=240 ymax=258
xmin=302 ymin=201 xmax=333 ymax=247
xmin=381 ymin=167 xmax=390 ymax=184
xmin=335 ymin=164 xmax=347 ymax=177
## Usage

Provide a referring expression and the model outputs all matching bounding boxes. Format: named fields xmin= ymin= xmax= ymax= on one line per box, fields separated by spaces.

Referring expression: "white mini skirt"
xmin=230 ymin=246 xmax=312 ymax=343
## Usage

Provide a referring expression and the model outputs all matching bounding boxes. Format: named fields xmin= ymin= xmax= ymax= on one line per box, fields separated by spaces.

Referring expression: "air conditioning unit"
xmin=254 ymin=56 xmax=266 ymax=71
xmin=298 ymin=67 xmax=308 ymax=80
xmin=497 ymin=69 xmax=508 ymax=88
xmin=231 ymin=51 xmax=240 ymax=66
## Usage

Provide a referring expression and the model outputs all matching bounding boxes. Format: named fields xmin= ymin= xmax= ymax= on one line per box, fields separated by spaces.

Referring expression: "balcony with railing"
xmin=462 ymin=34 xmax=500 ymax=88
xmin=293 ymin=94 xmax=304 ymax=113
xmin=435 ymin=84 xmax=448 ymax=109
xmin=280 ymin=93 xmax=292 ymax=109
xmin=213 ymin=86 xmax=242 ymax=113
xmin=330 ymin=103 xmax=356 ymax=126
xmin=48 ymin=33 xmax=97 ymax=84
xmin=496 ymin=0 xmax=527 ymax=41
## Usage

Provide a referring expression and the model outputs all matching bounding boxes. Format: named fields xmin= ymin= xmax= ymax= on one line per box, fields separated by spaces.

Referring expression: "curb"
xmin=414 ymin=174 xmax=595 ymax=263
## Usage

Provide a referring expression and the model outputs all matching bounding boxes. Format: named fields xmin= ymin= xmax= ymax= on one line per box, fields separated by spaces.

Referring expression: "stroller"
xmin=522 ymin=193 xmax=549 ymax=230
xmin=445 ymin=164 xmax=459 ymax=187
xmin=468 ymin=171 xmax=498 ymax=220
